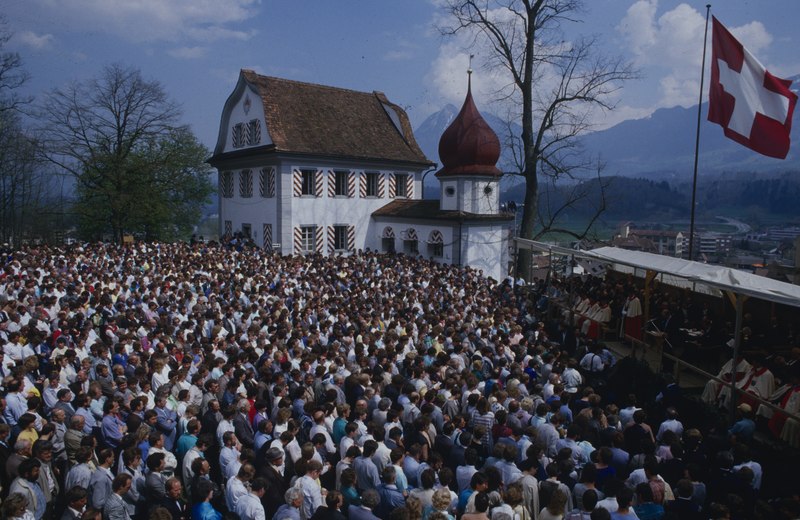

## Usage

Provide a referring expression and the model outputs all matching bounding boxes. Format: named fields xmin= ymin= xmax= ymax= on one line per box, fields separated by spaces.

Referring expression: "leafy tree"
xmin=439 ymin=0 xmax=637 ymax=276
xmin=41 ymin=64 xmax=213 ymax=241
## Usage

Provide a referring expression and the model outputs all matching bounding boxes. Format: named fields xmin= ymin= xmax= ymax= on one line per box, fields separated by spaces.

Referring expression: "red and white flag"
xmin=708 ymin=16 xmax=797 ymax=159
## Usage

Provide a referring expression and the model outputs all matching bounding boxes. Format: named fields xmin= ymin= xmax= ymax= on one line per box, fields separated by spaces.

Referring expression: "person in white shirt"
xmin=656 ymin=408 xmax=684 ymax=442
xmin=299 ymin=460 xmax=325 ymax=520
xmin=219 ymin=431 xmax=241 ymax=478
xmin=225 ymin=463 xmax=255 ymax=513
xmin=235 ymin=477 xmax=267 ymax=520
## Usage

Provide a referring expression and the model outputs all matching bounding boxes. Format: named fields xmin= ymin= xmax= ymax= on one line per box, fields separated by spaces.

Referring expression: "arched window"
xmin=427 ymin=230 xmax=444 ymax=258
xmin=381 ymin=226 xmax=395 ymax=253
xmin=402 ymin=228 xmax=418 ymax=255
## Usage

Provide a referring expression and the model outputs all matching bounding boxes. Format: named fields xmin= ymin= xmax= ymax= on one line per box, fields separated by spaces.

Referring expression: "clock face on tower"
xmin=484 ymin=185 xmax=493 ymax=195
xmin=445 ymin=187 xmax=455 ymax=196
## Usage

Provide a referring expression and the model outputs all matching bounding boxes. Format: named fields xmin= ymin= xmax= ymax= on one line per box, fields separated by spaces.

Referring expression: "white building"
xmin=210 ymin=70 xmax=513 ymax=280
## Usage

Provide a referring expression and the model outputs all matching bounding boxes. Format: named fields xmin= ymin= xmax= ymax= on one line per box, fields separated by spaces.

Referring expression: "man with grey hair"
xmin=233 ymin=399 xmax=255 ymax=449
xmin=64 ymin=414 xmax=85 ymax=465
xmin=275 ymin=487 xmax=303 ymax=520
xmin=6 ymin=438 xmax=32 ymax=480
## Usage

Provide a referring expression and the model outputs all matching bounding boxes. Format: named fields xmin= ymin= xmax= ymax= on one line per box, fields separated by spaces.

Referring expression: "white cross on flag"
xmin=708 ymin=17 xmax=797 ymax=159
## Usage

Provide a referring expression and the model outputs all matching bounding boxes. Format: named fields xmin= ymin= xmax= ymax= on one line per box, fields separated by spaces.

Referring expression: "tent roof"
xmin=514 ymin=240 xmax=800 ymax=308
xmin=585 ymin=246 xmax=800 ymax=308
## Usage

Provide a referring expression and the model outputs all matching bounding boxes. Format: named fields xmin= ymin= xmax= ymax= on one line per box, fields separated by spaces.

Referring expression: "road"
xmin=716 ymin=216 xmax=751 ymax=234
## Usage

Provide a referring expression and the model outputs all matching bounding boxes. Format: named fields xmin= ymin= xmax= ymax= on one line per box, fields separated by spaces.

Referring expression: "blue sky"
xmin=5 ymin=0 xmax=799 ymax=150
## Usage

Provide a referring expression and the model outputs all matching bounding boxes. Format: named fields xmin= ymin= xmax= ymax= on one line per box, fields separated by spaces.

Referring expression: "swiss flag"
xmin=708 ymin=16 xmax=797 ymax=159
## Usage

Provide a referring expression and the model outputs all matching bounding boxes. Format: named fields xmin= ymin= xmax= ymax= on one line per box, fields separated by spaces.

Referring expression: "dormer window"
xmin=247 ymin=119 xmax=261 ymax=146
xmin=232 ymin=123 xmax=245 ymax=148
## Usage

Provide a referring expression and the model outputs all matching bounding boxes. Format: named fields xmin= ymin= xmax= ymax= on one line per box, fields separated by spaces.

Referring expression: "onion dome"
xmin=436 ymin=74 xmax=502 ymax=178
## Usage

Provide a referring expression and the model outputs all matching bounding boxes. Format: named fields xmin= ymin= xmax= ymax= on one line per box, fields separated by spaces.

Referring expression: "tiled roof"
xmin=240 ymin=70 xmax=432 ymax=166
xmin=372 ymin=200 xmax=515 ymax=222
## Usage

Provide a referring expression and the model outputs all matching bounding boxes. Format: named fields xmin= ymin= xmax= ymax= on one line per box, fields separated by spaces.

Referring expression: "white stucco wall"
xmin=218 ymin=166 xmax=279 ymax=248
xmin=460 ymin=223 xmax=511 ymax=281
xmin=370 ymin=218 xmax=456 ymax=263
xmin=221 ymin=85 xmax=272 ymax=154
xmin=438 ymin=177 xmax=499 ymax=213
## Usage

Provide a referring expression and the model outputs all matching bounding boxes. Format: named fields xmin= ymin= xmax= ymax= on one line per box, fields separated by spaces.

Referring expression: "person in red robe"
xmin=622 ymin=292 xmax=643 ymax=342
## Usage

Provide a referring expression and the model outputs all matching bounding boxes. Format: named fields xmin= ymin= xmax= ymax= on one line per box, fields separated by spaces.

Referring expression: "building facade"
xmin=210 ymin=70 xmax=513 ymax=280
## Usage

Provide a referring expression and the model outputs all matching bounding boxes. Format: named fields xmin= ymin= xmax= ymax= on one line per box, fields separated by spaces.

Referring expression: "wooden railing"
xmin=623 ymin=334 xmax=800 ymax=426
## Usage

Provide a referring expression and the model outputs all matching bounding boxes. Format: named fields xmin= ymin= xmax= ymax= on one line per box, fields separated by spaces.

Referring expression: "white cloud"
xmin=35 ymin=0 xmax=259 ymax=43
xmin=425 ymin=4 xmax=528 ymax=114
xmin=15 ymin=30 xmax=54 ymax=49
xmin=425 ymin=41 xmax=512 ymax=113
xmin=384 ymin=50 xmax=413 ymax=61
xmin=618 ymin=1 xmax=775 ymax=109
xmin=168 ymin=46 xmax=207 ymax=59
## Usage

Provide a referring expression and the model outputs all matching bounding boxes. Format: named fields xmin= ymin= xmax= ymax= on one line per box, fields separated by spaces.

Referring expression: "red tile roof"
xmin=372 ymin=200 xmax=514 ymax=222
xmin=232 ymin=71 xmax=433 ymax=166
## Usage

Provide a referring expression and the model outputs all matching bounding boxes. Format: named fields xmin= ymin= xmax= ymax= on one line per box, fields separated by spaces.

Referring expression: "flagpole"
xmin=688 ymin=4 xmax=711 ymax=262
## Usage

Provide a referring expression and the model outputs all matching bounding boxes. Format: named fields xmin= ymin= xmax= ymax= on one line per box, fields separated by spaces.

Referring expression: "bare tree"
xmin=0 ymin=22 xmax=31 ymax=117
xmin=439 ymin=0 xmax=637 ymax=277
xmin=40 ymin=64 xmax=212 ymax=242
xmin=0 ymin=116 xmax=54 ymax=244
xmin=0 ymin=19 xmax=49 ymax=245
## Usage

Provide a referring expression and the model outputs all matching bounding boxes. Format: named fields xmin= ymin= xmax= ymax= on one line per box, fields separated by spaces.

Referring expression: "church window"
xmin=247 ymin=119 xmax=261 ymax=145
xmin=301 ymin=169 xmax=316 ymax=196
xmin=259 ymin=168 xmax=275 ymax=198
xmin=334 ymin=170 xmax=348 ymax=196
xmin=239 ymin=169 xmax=253 ymax=198
xmin=365 ymin=172 xmax=379 ymax=197
xmin=220 ymin=171 xmax=234 ymax=198
xmin=231 ymin=123 xmax=245 ymax=148
xmin=427 ymin=230 xmax=444 ymax=258
xmin=395 ymin=173 xmax=408 ymax=198
xmin=333 ymin=225 xmax=348 ymax=251
xmin=300 ymin=226 xmax=316 ymax=252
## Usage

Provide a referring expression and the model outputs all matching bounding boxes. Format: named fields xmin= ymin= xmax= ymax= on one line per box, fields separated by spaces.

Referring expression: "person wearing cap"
xmin=260 ymin=446 xmax=288 ymax=518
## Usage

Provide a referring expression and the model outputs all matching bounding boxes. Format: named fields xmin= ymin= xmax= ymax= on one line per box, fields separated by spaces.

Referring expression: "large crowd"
xmin=0 ymin=240 xmax=797 ymax=520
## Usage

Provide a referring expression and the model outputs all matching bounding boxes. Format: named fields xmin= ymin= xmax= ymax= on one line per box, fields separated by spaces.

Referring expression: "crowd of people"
xmin=0 ymin=240 xmax=797 ymax=520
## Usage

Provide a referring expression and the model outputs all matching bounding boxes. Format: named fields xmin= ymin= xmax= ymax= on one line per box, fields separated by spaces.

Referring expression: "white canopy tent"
xmin=515 ymin=239 xmax=800 ymax=419
xmin=585 ymin=246 xmax=800 ymax=309
xmin=515 ymin=239 xmax=800 ymax=308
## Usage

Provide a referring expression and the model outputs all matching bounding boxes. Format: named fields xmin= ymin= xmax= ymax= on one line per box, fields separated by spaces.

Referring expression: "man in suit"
xmin=259 ymin=447 xmax=288 ymax=518
xmin=64 ymin=415 xmax=85 ymax=466
xmin=88 ymin=448 xmax=114 ymax=511
xmin=60 ymin=485 xmax=88 ymax=520
xmin=154 ymin=395 xmax=178 ymax=451
xmin=0 ymin=423 xmax=12 ymax=491
xmin=104 ymin=473 xmax=133 ymax=520
xmin=158 ymin=477 xmax=189 ymax=520
xmin=233 ymin=400 xmax=255 ymax=449
xmin=9 ymin=458 xmax=46 ymax=520
xmin=349 ymin=488 xmax=381 ymax=520
xmin=144 ymin=453 xmax=168 ymax=502
xmin=53 ymin=389 xmax=77 ymax=423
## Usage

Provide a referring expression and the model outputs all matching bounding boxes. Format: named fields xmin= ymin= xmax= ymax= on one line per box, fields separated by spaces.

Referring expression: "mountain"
xmin=414 ymin=104 xmax=523 ymax=196
xmin=414 ymin=77 xmax=800 ymax=186
xmin=579 ymin=101 xmax=800 ymax=180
